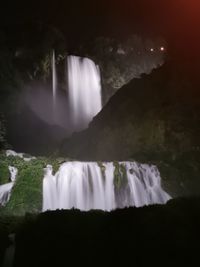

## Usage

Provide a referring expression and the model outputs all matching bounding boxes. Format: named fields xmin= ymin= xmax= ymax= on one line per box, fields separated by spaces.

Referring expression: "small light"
xmin=160 ymin=46 xmax=165 ymax=51
xmin=150 ymin=48 xmax=154 ymax=52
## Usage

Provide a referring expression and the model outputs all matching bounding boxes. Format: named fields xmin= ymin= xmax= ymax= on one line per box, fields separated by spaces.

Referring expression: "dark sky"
xmin=1 ymin=0 xmax=200 ymax=59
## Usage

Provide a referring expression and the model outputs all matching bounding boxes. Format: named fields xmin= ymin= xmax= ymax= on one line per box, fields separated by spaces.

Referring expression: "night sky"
xmin=1 ymin=0 xmax=200 ymax=54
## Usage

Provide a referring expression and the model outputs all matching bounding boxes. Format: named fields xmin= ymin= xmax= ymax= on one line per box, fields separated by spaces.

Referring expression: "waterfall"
xmin=43 ymin=161 xmax=170 ymax=212
xmin=67 ymin=56 xmax=102 ymax=131
xmin=0 ymin=166 xmax=18 ymax=206
xmin=52 ymin=50 xmax=57 ymax=120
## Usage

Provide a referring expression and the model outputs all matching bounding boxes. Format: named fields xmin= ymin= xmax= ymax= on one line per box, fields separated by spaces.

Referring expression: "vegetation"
xmin=113 ymin=162 xmax=128 ymax=190
xmin=61 ymin=62 xmax=200 ymax=198
xmin=97 ymin=161 xmax=106 ymax=183
xmin=0 ymin=152 xmax=65 ymax=216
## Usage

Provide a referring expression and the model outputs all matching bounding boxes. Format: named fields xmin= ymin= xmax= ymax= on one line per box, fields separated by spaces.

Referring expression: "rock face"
xmin=61 ymin=61 xmax=200 ymax=197
xmin=70 ymin=36 xmax=166 ymax=104
xmin=0 ymin=26 xmax=165 ymax=152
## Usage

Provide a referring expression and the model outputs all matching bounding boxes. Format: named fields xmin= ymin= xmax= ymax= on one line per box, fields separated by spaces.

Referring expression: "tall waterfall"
xmin=43 ymin=161 xmax=170 ymax=212
xmin=67 ymin=56 xmax=102 ymax=131
xmin=52 ymin=50 xmax=57 ymax=120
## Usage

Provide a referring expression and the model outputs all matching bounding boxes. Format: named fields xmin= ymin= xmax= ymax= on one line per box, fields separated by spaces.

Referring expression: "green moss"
xmin=97 ymin=162 xmax=106 ymax=183
xmin=114 ymin=162 xmax=128 ymax=190
xmin=0 ymin=162 xmax=9 ymax=185
xmin=1 ymin=160 xmax=43 ymax=216
xmin=36 ymin=156 xmax=60 ymax=175
xmin=0 ymin=152 xmax=65 ymax=216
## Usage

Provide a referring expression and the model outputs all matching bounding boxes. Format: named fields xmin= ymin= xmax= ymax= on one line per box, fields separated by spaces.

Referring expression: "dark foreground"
xmin=1 ymin=197 xmax=200 ymax=267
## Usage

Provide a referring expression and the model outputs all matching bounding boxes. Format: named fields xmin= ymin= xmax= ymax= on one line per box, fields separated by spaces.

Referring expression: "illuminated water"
xmin=67 ymin=56 xmax=102 ymax=131
xmin=43 ymin=161 xmax=170 ymax=211
xmin=0 ymin=166 xmax=18 ymax=206
xmin=52 ymin=50 xmax=57 ymax=121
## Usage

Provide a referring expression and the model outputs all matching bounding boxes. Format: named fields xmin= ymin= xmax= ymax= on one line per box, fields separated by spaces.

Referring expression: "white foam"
xmin=43 ymin=161 xmax=171 ymax=212
xmin=0 ymin=166 xmax=18 ymax=206
xmin=67 ymin=56 xmax=102 ymax=131
xmin=6 ymin=150 xmax=36 ymax=161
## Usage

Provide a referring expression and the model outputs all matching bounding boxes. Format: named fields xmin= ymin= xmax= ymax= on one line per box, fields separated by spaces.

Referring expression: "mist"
xmin=24 ymin=81 xmax=69 ymax=130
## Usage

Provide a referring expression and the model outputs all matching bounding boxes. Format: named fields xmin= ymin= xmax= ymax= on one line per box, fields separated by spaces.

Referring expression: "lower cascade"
xmin=43 ymin=161 xmax=171 ymax=212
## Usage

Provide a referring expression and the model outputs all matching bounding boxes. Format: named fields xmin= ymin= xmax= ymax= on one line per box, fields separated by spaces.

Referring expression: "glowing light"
xmin=150 ymin=48 xmax=154 ymax=52
xmin=160 ymin=46 xmax=165 ymax=51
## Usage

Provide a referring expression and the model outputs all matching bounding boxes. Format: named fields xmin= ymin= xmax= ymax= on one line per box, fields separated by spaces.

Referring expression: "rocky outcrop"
xmin=61 ymin=61 xmax=200 ymax=197
xmin=0 ymin=25 xmax=165 ymax=153
xmin=69 ymin=35 xmax=166 ymax=104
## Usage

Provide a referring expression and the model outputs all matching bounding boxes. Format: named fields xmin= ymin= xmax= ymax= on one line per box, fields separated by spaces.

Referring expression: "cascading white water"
xmin=67 ymin=56 xmax=102 ymax=131
xmin=0 ymin=183 xmax=14 ymax=206
xmin=43 ymin=161 xmax=170 ymax=212
xmin=52 ymin=50 xmax=57 ymax=120
xmin=0 ymin=166 xmax=18 ymax=206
